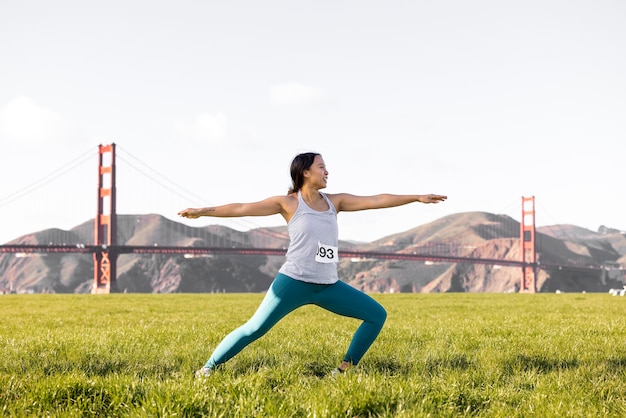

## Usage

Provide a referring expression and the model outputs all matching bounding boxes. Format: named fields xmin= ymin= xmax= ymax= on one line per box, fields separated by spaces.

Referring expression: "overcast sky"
xmin=1 ymin=0 xmax=625 ymax=244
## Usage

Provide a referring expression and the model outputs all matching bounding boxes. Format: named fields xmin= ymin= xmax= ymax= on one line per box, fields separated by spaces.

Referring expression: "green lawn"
xmin=1 ymin=292 xmax=625 ymax=417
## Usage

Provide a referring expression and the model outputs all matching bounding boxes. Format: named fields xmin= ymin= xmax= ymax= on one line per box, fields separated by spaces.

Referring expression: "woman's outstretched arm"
xmin=330 ymin=193 xmax=447 ymax=212
xmin=178 ymin=196 xmax=290 ymax=219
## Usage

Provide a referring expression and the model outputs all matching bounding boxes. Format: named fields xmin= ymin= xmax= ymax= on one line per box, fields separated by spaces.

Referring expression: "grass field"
xmin=1 ymin=292 xmax=626 ymax=417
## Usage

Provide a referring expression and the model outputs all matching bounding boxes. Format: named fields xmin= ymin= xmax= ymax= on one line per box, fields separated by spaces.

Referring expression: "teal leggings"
xmin=205 ymin=273 xmax=387 ymax=369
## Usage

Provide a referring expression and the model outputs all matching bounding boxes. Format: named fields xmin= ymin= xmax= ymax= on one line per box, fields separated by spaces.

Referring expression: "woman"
xmin=178 ymin=152 xmax=447 ymax=377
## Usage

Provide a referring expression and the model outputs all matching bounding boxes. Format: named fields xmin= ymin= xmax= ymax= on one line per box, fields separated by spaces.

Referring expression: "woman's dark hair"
xmin=288 ymin=152 xmax=320 ymax=194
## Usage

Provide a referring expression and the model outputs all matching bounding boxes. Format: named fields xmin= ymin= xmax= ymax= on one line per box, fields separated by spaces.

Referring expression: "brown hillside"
xmin=343 ymin=213 xmax=625 ymax=293
xmin=1 ymin=212 xmax=624 ymax=294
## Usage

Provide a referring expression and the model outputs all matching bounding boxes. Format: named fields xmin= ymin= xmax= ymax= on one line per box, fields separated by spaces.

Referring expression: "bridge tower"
xmin=520 ymin=196 xmax=537 ymax=293
xmin=92 ymin=143 xmax=118 ymax=294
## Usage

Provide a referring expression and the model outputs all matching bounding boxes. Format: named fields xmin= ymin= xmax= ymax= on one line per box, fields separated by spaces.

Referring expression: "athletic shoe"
xmin=331 ymin=367 xmax=345 ymax=377
xmin=195 ymin=367 xmax=212 ymax=378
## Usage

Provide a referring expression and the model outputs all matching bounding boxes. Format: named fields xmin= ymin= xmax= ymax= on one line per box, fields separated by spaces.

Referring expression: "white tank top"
xmin=278 ymin=191 xmax=339 ymax=284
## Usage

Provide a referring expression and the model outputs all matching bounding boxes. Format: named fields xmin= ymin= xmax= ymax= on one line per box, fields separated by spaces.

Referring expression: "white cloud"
xmin=172 ymin=112 xmax=266 ymax=154
xmin=0 ymin=97 xmax=76 ymax=147
xmin=173 ymin=111 xmax=229 ymax=144
xmin=270 ymin=83 xmax=328 ymax=106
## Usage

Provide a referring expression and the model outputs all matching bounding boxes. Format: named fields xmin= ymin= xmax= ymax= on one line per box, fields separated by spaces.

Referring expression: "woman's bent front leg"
xmin=315 ymin=281 xmax=387 ymax=366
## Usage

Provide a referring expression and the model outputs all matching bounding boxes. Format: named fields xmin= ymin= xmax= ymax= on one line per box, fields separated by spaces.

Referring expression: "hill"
xmin=1 ymin=213 xmax=625 ymax=294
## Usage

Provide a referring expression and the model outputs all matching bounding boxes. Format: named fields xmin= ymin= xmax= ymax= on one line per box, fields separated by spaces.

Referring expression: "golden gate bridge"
xmin=0 ymin=144 xmax=619 ymax=294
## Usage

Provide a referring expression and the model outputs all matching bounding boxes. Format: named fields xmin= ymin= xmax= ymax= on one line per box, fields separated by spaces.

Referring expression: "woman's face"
xmin=305 ymin=155 xmax=328 ymax=189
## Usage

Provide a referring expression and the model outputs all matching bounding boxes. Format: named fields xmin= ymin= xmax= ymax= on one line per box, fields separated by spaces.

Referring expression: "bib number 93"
xmin=316 ymin=242 xmax=338 ymax=263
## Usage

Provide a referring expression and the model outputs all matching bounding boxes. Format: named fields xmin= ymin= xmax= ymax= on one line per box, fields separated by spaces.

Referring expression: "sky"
xmin=1 ymin=0 xmax=625 ymax=245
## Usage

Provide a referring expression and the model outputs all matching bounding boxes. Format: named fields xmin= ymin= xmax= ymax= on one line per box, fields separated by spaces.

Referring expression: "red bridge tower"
xmin=520 ymin=196 xmax=537 ymax=293
xmin=92 ymin=143 xmax=118 ymax=294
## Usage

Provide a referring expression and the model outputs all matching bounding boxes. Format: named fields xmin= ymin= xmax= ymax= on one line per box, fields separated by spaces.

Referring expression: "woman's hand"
xmin=418 ymin=194 xmax=448 ymax=204
xmin=178 ymin=208 xmax=203 ymax=219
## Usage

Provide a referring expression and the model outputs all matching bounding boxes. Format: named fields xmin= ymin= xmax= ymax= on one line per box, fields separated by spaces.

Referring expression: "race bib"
xmin=316 ymin=241 xmax=338 ymax=263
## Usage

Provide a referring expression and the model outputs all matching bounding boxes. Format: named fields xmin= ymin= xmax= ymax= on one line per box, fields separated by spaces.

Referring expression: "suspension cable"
xmin=116 ymin=146 xmax=288 ymax=239
xmin=0 ymin=146 xmax=94 ymax=209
